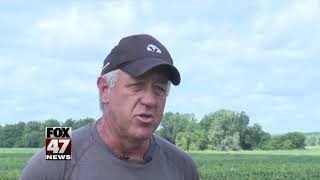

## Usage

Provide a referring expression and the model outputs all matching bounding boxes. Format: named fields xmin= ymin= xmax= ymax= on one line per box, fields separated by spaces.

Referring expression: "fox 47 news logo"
xmin=45 ymin=127 xmax=72 ymax=160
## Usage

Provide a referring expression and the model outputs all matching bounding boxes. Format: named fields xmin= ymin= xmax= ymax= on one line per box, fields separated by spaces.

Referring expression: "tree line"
xmin=157 ymin=109 xmax=311 ymax=151
xmin=0 ymin=109 xmax=318 ymax=150
xmin=0 ymin=118 xmax=94 ymax=148
xmin=305 ymin=132 xmax=320 ymax=146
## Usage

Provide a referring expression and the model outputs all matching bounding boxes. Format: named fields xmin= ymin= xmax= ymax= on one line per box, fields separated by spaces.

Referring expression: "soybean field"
xmin=1 ymin=147 xmax=320 ymax=180
xmin=0 ymin=148 xmax=38 ymax=180
xmin=191 ymin=146 xmax=320 ymax=180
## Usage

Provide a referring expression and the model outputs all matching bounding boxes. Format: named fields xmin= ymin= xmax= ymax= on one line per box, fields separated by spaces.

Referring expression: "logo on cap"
xmin=147 ymin=44 xmax=161 ymax=54
xmin=102 ymin=62 xmax=110 ymax=70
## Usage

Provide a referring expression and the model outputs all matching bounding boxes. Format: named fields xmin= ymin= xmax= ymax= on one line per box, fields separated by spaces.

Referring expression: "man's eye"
xmin=127 ymin=83 xmax=144 ymax=91
xmin=155 ymin=85 xmax=166 ymax=96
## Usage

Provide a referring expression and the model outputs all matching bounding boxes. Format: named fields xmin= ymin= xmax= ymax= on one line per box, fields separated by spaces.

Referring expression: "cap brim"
xmin=121 ymin=57 xmax=181 ymax=85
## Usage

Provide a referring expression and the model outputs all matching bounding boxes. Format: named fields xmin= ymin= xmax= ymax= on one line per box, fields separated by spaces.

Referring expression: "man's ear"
xmin=97 ymin=77 xmax=110 ymax=104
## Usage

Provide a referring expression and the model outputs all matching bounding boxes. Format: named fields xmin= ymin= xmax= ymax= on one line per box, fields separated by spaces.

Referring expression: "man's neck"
xmin=97 ymin=118 xmax=150 ymax=160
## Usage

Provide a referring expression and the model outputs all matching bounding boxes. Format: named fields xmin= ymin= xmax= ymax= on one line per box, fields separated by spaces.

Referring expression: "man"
xmin=20 ymin=34 xmax=199 ymax=180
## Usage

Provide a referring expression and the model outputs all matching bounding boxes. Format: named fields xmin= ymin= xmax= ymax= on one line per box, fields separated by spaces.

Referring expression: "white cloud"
xmin=0 ymin=55 xmax=100 ymax=110
xmin=256 ymin=81 xmax=265 ymax=91
xmin=0 ymin=98 xmax=18 ymax=106
xmin=254 ymin=0 xmax=320 ymax=49
xmin=27 ymin=1 xmax=137 ymax=48
xmin=271 ymin=0 xmax=319 ymax=32
xmin=140 ymin=0 xmax=152 ymax=16
xmin=278 ymin=103 xmax=297 ymax=111
xmin=61 ymin=97 xmax=80 ymax=104
xmin=193 ymin=1 xmax=320 ymax=63
xmin=145 ymin=18 xmax=216 ymax=43
xmin=222 ymin=82 xmax=242 ymax=97
xmin=147 ymin=22 xmax=171 ymax=36
xmin=198 ymin=39 xmax=240 ymax=52
xmin=60 ymin=78 xmax=96 ymax=94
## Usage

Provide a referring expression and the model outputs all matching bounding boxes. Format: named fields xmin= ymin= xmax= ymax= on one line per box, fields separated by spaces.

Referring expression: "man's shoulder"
xmin=19 ymin=148 xmax=65 ymax=180
xmin=153 ymin=135 xmax=193 ymax=162
xmin=72 ymin=123 xmax=95 ymax=148
xmin=19 ymin=122 xmax=96 ymax=180
xmin=70 ymin=122 xmax=98 ymax=161
xmin=153 ymin=135 xmax=199 ymax=179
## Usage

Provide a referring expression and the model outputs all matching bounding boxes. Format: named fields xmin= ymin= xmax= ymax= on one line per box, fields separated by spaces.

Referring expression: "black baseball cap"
xmin=101 ymin=34 xmax=181 ymax=85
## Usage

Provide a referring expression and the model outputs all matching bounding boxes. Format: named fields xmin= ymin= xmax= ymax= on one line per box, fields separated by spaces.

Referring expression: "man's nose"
xmin=140 ymin=87 xmax=157 ymax=107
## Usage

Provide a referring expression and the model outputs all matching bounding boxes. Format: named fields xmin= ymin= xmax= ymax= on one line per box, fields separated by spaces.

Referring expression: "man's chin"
xmin=132 ymin=131 xmax=153 ymax=142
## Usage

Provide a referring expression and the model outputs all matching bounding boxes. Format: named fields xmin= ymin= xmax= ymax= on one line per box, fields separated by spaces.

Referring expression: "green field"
xmin=191 ymin=147 xmax=320 ymax=180
xmin=1 ymin=147 xmax=320 ymax=180
xmin=0 ymin=148 xmax=39 ymax=180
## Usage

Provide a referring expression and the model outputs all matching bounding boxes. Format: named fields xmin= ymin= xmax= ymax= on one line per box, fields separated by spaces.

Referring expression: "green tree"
xmin=175 ymin=132 xmax=191 ymax=150
xmin=0 ymin=118 xmax=97 ymax=148
xmin=24 ymin=131 xmax=43 ymax=147
xmin=262 ymin=132 xmax=306 ymax=150
xmin=157 ymin=112 xmax=197 ymax=144
xmin=306 ymin=135 xmax=317 ymax=146
xmin=175 ymin=124 xmax=207 ymax=151
xmin=189 ymin=128 xmax=207 ymax=150
xmin=0 ymin=125 xmax=2 ymax=147
xmin=204 ymin=109 xmax=243 ymax=150
xmin=238 ymin=111 xmax=250 ymax=149
xmin=262 ymin=135 xmax=283 ymax=150
xmin=284 ymin=132 xmax=305 ymax=149
xmin=282 ymin=139 xmax=294 ymax=149
xmin=220 ymin=133 xmax=241 ymax=151
xmin=13 ymin=122 xmax=26 ymax=147
xmin=23 ymin=121 xmax=43 ymax=147
xmin=0 ymin=123 xmax=25 ymax=147
xmin=63 ymin=118 xmax=75 ymax=128
xmin=43 ymin=119 xmax=60 ymax=128
xmin=73 ymin=118 xmax=95 ymax=130
xmin=241 ymin=124 xmax=271 ymax=150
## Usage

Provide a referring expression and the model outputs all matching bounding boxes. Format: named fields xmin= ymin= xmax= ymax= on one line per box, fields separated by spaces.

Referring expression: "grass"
xmin=0 ymin=148 xmax=39 ymax=180
xmin=0 ymin=147 xmax=320 ymax=180
xmin=190 ymin=146 xmax=320 ymax=155
xmin=190 ymin=146 xmax=320 ymax=180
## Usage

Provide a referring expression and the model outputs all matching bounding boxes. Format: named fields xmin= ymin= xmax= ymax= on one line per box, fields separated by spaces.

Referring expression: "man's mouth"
xmin=136 ymin=113 xmax=154 ymax=123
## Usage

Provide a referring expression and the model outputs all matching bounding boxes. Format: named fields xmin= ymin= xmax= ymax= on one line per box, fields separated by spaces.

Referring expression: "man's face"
xmin=105 ymin=67 xmax=169 ymax=142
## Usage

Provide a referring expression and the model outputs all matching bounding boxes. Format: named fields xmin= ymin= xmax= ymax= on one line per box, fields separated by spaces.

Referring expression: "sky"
xmin=0 ymin=0 xmax=319 ymax=134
